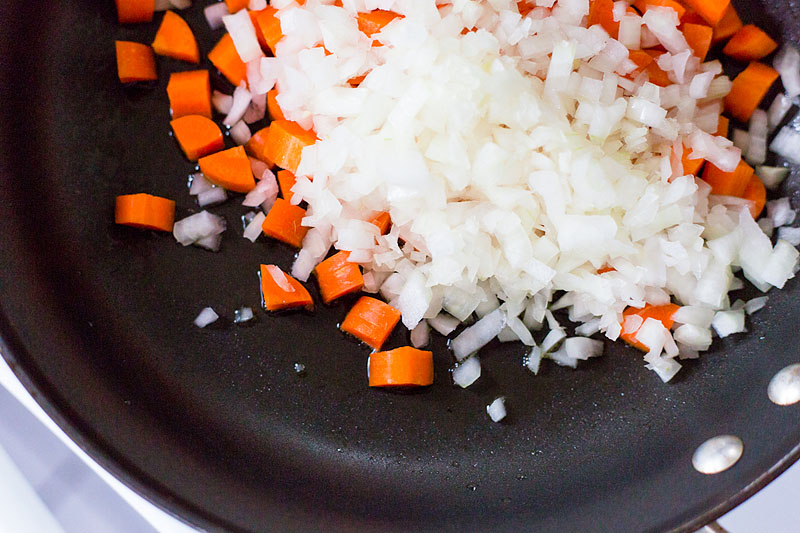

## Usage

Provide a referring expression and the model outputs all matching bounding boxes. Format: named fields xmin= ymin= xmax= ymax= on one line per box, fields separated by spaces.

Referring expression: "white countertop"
xmin=0 ymin=356 xmax=798 ymax=533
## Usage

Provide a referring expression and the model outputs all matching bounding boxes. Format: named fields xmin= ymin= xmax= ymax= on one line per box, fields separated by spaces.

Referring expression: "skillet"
xmin=1 ymin=0 xmax=800 ymax=531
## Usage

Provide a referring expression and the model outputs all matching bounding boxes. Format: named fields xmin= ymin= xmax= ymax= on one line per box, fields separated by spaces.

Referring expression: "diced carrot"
xmin=348 ymin=74 xmax=367 ymax=87
xmin=115 ymin=193 xmax=175 ymax=232
xmin=357 ymin=10 xmax=404 ymax=37
xmin=208 ymin=33 xmax=248 ymax=87
xmin=166 ymin=70 xmax=212 ymax=119
xmin=277 ymin=170 xmax=297 ymax=203
xmin=627 ymin=50 xmax=655 ymax=78
xmin=724 ymin=61 xmax=779 ymax=122
xmin=198 ymin=146 xmax=256 ymax=193
xmin=254 ymin=7 xmax=283 ymax=54
xmin=715 ymin=115 xmax=730 ymax=138
xmin=340 ymin=296 xmax=402 ymax=350
xmin=680 ymin=9 xmax=707 ymax=25
xmin=369 ymin=212 xmax=391 ymax=235
xmin=264 ymin=120 xmax=317 ymax=174
xmin=597 ymin=265 xmax=616 ymax=274
xmin=711 ymin=5 xmax=742 ymax=44
xmin=267 ymin=89 xmax=284 ymax=120
xmin=170 ymin=115 xmax=224 ymax=161
xmin=115 ymin=0 xmax=154 ymax=23
xmin=620 ymin=303 xmax=680 ymax=352
xmin=702 ymin=159 xmax=754 ymax=197
xmin=517 ymin=0 xmax=535 ymax=17
xmin=151 ymin=11 xmax=199 ymax=63
xmin=683 ymin=0 xmax=730 ymax=26
xmin=314 ymin=251 xmax=365 ymax=304
xmin=245 ymin=127 xmax=274 ymax=166
xmin=722 ymin=25 xmax=778 ymax=62
xmin=682 ymin=23 xmax=713 ymax=62
xmin=368 ymin=347 xmax=434 ymax=387
xmin=644 ymin=50 xmax=672 ymax=86
xmin=680 ymin=147 xmax=705 ymax=176
xmin=261 ymin=198 xmax=309 ymax=247
xmin=742 ymin=175 xmax=767 ymax=219
xmin=633 ymin=0 xmax=686 ymax=19
xmin=115 ymin=41 xmax=157 ymax=83
xmin=588 ymin=0 xmax=618 ymax=39
xmin=224 ymin=0 xmax=250 ymax=13
xmin=246 ymin=12 xmax=265 ymax=49
xmin=259 ymin=264 xmax=313 ymax=311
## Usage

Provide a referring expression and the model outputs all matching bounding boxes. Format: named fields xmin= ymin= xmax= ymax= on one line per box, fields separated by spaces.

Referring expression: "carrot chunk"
xmin=620 ymin=304 xmax=680 ymax=352
xmin=682 ymin=23 xmax=713 ymax=62
xmin=208 ymin=33 xmax=248 ymax=87
xmin=644 ymin=50 xmax=672 ymax=87
xmin=341 ymin=296 xmax=402 ymax=350
xmin=722 ymin=25 xmax=778 ymax=62
xmin=369 ymin=212 xmax=391 ymax=235
xmin=254 ymin=7 xmax=284 ymax=53
xmin=588 ymin=0 xmax=619 ymax=39
xmin=711 ymin=5 xmax=742 ymax=44
xmin=259 ymin=264 xmax=313 ymax=311
xmin=742 ymin=175 xmax=767 ymax=219
xmin=369 ymin=347 xmax=434 ymax=387
xmin=170 ymin=115 xmax=224 ymax=161
xmin=264 ymin=120 xmax=317 ymax=174
xmin=277 ymin=170 xmax=297 ymax=203
xmin=356 ymin=10 xmax=404 ymax=37
xmin=633 ymin=0 xmax=686 ymax=18
xmin=166 ymin=70 xmax=212 ymax=119
xmin=198 ymin=146 xmax=256 ymax=193
xmin=724 ymin=62 xmax=779 ymax=122
xmin=115 ymin=0 xmax=154 ymax=24
xmin=627 ymin=50 xmax=655 ymax=79
xmin=314 ymin=251 xmax=365 ymax=304
xmin=261 ymin=198 xmax=309 ymax=248
xmin=245 ymin=127 xmax=275 ymax=167
xmin=683 ymin=0 xmax=730 ymax=26
xmin=224 ymin=0 xmax=250 ymax=13
xmin=681 ymin=146 xmax=705 ymax=176
xmin=715 ymin=115 xmax=730 ymax=138
xmin=115 ymin=41 xmax=157 ymax=83
xmin=267 ymin=89 xmax=285 ymax=120
xmin=702 ymin=159 xmax=754 ymax=197
xmin=115 ymin=193 xmax=175 ymax=232
xmin=152 ymin=11 xmax=200 ymax=64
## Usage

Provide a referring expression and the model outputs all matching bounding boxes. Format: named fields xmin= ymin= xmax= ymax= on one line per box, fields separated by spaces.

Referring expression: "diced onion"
xmin=194 ymin=307 xmax=219 ymax=328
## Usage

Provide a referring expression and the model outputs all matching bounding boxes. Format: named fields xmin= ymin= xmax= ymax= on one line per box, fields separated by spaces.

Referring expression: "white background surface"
xmin=1 ymin=355 xmax=799 ymax=533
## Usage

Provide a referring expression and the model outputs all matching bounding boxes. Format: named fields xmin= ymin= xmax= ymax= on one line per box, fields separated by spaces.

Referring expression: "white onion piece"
xmin=645 ymin=355 xmax=681 ymax=383
xmin=486 ymin=397 xmax=507 ymax=422
xmin=711 ymin=309 xmax=745 ymax=338
xmin=767 ymin=198 xmax=796 ymax=228
xmin=248 ymin=0 xmax=266 ymax=9
xmin=223 ymin=10 xmax=263 ymax=63
xmin=429 ymin=313 xmax=461 ymax=336
xmin=547 ymin=346 xmax=578 ymax=368
xmin=243 ymin=93 xmax=267 ymax=124
xmin=526 ymin=345 xmax=542 ymax=375
xmin=563 ymin=337 xmax=603 ymax=360
xmin=194 ymin=307 xmax=219 ymax=328
xmin=204 ymin=2 xmax=228 ymax=30
xmin=189 ymin=173 xmax=214 ymax=195
xmin=173 ymin=211 xmax=226 ymax=246
xmin=451 ymin=308 xmax=506 ymax=361
xmin=229 ymin=120 xmax=252 ymax=145
xmin=195 ymin=233 xmax=223 ymax=251
xmin=234 ymin=306 xmax=255 ymax=323
xmin=642 ymin=8 xmax=689 ymax=55
xmin=775 ymin=46 xmax=800 ymax=97
xmin=744 ymin=296 xmax=768 ymax=315
xmin=197 ymin=187 xmax=228 ymax=207
xmin=688 ymin=129 xmax=741 ymax=172
xmin=243 ymin=170 xmax=279 ymax=209
xmin=770 ymin=126 xmax=800 ymax=164
xmin=767 ymin=93 xmax=793 ymax=131
xmin=153 ymin=0 xmax=171 ymax=11
xmin=212 ymin=90 xmax=233 ymax=115
xmin=410 ymin=320 xmax=430 ymax=348
xmin=243 ymin=212 xmax=266 ymax=242
xmin=266 ymin=265 xmax=294 ymax=292
xmin=224 ymin=84 xmax=252 ymax=126
xmin=673 ymin=324 xmax=712 ymax=351
xmin=169 ymin=0 xmax=191 ymax=7
xmin=452 ymin=356 xmax=481 ymax=388
xmin=249 ymin=157 xmax=269 ymax=180
xmin=746 ymin=110 xmax=768 ymax=166
xmin=618 ymin=14 xmax=641 ymax=50
xmin=778 ymin=226 xmax=800 ymax=246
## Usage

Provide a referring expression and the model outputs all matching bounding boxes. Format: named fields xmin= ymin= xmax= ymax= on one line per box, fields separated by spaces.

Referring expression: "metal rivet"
xmin=692 ymin=435 xmax=743 ymax=475
xmin=768 ymin=363 xmax=800 ymax=406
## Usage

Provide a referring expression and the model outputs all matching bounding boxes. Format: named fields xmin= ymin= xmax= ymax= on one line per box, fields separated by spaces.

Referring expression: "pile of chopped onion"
xmin=213 ymin=0 xmax=800 ymax=384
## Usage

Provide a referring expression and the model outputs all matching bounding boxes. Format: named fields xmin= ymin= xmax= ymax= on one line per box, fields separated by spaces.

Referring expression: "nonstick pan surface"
xmin=1 ymin=1 xmax=800 ymax=531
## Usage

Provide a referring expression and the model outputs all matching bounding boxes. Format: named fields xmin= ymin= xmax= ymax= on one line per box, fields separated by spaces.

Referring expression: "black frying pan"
xmin=1 ymin=1 xmax=800 ymax=531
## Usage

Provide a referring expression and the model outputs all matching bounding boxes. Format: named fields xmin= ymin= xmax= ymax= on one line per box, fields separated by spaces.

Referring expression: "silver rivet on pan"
xmin=692 ymin=435 xmax=743 ymax=475
xmin=768 ymin=363 xmax=800 ymax=406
